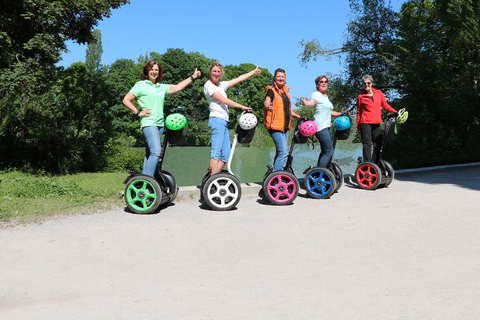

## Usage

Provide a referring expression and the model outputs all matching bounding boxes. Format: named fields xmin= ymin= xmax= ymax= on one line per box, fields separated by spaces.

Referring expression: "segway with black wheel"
xmin=262 ymin=117 xmax=316 ymax=205
xmin=201 ymin=111 xmax=257 ymax=211
xmin=123 ymin=107 xmax=187 ymax=214
xmin=302 ymin=114 xmax=351 ymax=199
xmin=355 ymin=108 xmax=408 ymax=190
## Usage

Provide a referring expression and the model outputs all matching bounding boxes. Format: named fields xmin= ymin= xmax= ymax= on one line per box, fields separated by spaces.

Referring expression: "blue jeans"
xmin=269 ymin=130 xmax=289 ymax=171
xmin=142 ymin=126 xmax=164 ymax=177
xmin=208 ymin=117 xmax=230 ymax=163
xmin=315 ymin=127 xmax=334 ymax=167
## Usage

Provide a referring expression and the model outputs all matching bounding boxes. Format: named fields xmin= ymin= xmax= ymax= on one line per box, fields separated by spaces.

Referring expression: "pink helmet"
xmin=299 ymin=120 xmax=317 ymax=137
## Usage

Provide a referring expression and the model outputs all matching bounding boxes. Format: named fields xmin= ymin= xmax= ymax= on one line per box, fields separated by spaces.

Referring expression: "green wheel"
xmin=124 ymin=175 xmax=162 ymax=214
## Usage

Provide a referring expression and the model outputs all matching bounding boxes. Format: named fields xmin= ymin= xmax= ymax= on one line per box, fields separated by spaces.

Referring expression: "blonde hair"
xmin=209 ymin=61 xmax=224 ymax=78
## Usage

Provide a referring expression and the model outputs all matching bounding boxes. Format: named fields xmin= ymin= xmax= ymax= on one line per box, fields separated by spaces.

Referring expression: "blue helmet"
xmin=333 ymin=116 xmax=350 ymax=131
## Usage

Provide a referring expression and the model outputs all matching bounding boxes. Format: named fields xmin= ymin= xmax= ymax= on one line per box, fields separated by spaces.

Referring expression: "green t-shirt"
xmin=129 ymin=80 xmax=170 ymax=129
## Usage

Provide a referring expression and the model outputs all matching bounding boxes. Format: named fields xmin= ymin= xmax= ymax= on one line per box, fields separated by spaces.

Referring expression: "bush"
xmin=102 ymin=134 xmax=144 ymax=172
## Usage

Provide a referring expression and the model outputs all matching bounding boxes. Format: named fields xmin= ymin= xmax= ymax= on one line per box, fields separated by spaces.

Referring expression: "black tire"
xmin=124 ymin=175 xmax=162 ymax=214
xmin=304 ymin=167 xmax=337 ymax=199
xmin=161 ymin=170 xmax=177 ymax=204
xmin=202 ymin=172 xmax=242 ymax=211
xmin=329 ymin=162 xmax=344 ymax=192
xmin=381 ymin=160 xmax=395 ymax=188
xmin=263 ymin=170 xmax=299 ymax=205
xmin=355 ymin=162 xmax=382 ymax=190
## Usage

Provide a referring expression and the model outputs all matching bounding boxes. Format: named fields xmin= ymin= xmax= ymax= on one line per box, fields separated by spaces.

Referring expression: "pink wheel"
xmin=263 ymin=170 xmax=299 ymax=205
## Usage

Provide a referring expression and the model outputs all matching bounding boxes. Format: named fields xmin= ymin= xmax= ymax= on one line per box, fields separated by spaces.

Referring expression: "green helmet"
xmin=165 ymin=113 xmax=187 ymax=130
xmin=396 ymin=108 xmax=408 ymax=124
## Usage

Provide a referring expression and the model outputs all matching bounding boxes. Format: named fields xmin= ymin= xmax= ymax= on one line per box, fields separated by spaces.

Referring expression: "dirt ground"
xmin=1 ymin=165 xmax=480 ymax=319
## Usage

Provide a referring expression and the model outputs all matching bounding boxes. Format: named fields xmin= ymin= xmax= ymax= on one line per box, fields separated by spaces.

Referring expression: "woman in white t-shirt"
xmin=203 ymin=61 xmax=261 ymax=174
xmin=301 ymin=75 xmax=343 ymax=168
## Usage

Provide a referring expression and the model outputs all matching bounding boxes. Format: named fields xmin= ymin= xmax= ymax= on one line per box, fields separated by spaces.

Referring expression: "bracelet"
xmin=136 ymin=110 xmax=141 ymax=116
xmin=190 ymin=75 xmax=194 ymax=82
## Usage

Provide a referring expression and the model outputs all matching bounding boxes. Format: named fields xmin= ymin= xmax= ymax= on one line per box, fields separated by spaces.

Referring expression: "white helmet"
xmin=239 ymin=112 xmax=257 ymax=130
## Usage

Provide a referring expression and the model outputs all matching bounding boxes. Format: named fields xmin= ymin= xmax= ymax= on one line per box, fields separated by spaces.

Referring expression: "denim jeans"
xmin=142 ymin=126 xmax=164 ymax=177
xmin=360 ymin=123 xmax=382 ymax=162
xmin=269 ymin=130 xmax=289 ymax=171
xmin=208 ymin=117 xmax=230 ymax=163
xmin=315 ymin=127 xmax=334 ymax=168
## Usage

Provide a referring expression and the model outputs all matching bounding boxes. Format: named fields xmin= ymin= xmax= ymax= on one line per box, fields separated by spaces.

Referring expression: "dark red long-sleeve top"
xmin=356 ymin=88 xmax=397 ymax=129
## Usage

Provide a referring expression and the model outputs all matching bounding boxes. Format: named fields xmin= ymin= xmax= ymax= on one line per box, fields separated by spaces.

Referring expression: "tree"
xmin=85 ymin=29 xmax=103 ymax=74
xmin=224 ymin=63 xmax=272 ymax=128
xmin=385 ymin=0 xmax=480 ymax=167
xmin=0 ymin=0 xmax=129 ymax=171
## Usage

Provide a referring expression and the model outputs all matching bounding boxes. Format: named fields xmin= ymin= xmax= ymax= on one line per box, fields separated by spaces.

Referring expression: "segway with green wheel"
xmin=355 ymin=108 xmax=408 ymax=190
xmin=201 ymin=111 xmax=257 ymax=211
xmin=123 ymin=107 xmax=187 ymax=214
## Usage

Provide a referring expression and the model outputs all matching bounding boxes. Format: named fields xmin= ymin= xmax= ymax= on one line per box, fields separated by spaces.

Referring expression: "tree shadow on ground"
xmin=394 ymin=165 xmax=480 ymax=191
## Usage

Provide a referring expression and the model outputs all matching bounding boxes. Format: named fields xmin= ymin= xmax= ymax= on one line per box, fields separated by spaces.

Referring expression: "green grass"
xmin=0 ymin=171 xmax=127 ymax=226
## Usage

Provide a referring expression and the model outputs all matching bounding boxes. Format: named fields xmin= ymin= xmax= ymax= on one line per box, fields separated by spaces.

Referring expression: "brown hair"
xmin=315 ymin=75 xmax=328 ymax=88
xmin=141 ymin=61 xmax=162 ymax=82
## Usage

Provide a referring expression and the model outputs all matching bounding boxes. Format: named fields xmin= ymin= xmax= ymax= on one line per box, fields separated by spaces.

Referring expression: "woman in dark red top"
xmin=356 ymin=75 xmax=397 ymax=162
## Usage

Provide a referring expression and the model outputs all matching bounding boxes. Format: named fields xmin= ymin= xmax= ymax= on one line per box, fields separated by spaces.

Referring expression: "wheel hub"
xmin=138 ymin=191 xmax=145 ymax=199
xmin=278 ymin=185 xmax=285 ymax=192
xmin=219 ymin=188 xmax=227 ymax=196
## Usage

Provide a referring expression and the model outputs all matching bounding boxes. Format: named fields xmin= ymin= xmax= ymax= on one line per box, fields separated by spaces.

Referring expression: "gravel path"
xmin=1 ymin=165 xmax=480 ymax=319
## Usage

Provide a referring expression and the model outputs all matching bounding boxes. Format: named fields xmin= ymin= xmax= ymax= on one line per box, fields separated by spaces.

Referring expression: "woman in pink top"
xmin=356 ymin=75 xmax=397 ymax=162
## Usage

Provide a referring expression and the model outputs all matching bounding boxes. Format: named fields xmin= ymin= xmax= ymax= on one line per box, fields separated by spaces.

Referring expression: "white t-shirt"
xmin=311 ymin=91 xmax=334 ymax=131
xmin=204 ymin=80 xmax=230 ymax=121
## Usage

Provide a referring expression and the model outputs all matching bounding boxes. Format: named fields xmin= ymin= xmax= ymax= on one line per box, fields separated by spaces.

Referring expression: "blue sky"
xmin=58 ymin=0 xmax=403 ymax=104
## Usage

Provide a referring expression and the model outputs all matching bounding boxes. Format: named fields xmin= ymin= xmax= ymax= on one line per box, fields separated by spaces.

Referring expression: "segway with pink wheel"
xmin=262 ymin=117 xmax=315 ymax=205
xmin=201 ymin=111 xmax=257 ymax=211
xmin=355 ymin=109 xmax=408 ymax=190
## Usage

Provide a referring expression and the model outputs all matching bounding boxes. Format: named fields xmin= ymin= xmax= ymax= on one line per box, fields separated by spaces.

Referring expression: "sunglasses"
xmin=318 ymin=80 xmax=328 ymax=84
xmin=363 ymin=81 xmax=371 ymax=85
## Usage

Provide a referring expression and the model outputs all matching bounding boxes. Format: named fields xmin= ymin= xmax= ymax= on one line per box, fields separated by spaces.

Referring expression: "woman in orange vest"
xmin=264 ymin=68 xmax=301 ymax=171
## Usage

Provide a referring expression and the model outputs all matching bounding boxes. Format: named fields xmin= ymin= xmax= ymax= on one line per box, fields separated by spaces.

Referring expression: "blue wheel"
xmin=304 ymin=167 xmax=337 ymax=199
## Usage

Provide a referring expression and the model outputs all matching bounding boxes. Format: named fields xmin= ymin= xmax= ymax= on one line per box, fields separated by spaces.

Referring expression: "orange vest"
xmin=264 ymin=83 xmax=292 ymax=131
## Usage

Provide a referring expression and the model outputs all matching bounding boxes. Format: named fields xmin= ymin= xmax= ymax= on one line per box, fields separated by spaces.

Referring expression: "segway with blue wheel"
xmin=201 ymin=111 xmax=257 ymax=211
xmin=303 ymin=114 xmax=351 ymax=199
xmin=262 ymin=117 xmax=316 ymax=205
xmin=355 ymin=108 xmax=408 ymax=190
xmin=123 ymin=107 xmax=187 ymax=214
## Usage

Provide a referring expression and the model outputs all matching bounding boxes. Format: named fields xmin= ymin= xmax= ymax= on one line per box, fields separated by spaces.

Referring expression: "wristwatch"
xmin=136 ymin=110 xmax=141 ymax=116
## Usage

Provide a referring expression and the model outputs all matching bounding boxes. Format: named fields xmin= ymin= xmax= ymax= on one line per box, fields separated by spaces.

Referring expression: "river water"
xmin=162 ymin=143 xmax=362 ymax=187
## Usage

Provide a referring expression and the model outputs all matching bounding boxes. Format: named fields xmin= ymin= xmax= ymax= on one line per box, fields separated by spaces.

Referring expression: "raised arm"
xmin=168 ymin=67 xmax=201 ymax=94
xmin=211 ymin=92 xmax=252 ymax=112
xmin=301 ymin=96 xmax=316 ymax=107
xmin=228 ymin=65 xmax=261 ymax=88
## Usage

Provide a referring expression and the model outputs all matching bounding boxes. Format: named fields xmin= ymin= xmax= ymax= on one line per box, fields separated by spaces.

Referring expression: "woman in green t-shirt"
xmin=123 ymin=61 xmax=200 ymax=177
